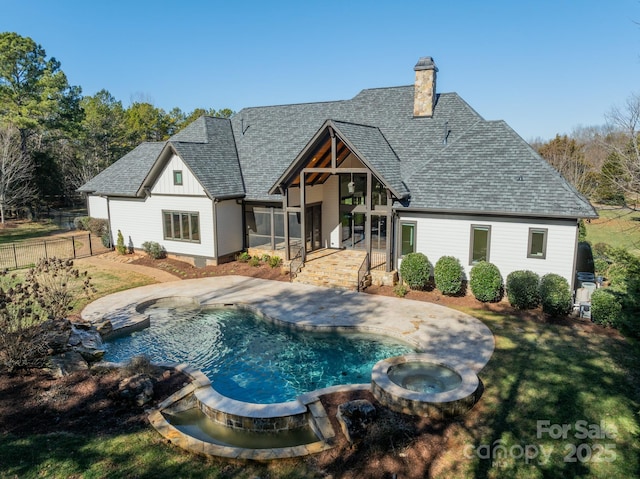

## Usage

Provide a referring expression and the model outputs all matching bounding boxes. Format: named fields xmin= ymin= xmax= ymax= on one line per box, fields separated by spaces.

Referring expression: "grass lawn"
xmin=585 ymin=207 xmax=640 ymax=254
xmin=0 ymin=220 xmax=62 ymax=244
xmin=448 ymin=310 xmax=640 ymax=479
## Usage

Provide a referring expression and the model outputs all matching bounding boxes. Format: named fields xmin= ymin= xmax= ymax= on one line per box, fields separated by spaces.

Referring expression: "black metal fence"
xmin=0 ymin=233 xmax=111 ymax=270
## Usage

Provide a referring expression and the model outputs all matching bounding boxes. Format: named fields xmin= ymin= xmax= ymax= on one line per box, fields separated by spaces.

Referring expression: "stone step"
xmin=290 ymin=248 xmax=370 ymax=291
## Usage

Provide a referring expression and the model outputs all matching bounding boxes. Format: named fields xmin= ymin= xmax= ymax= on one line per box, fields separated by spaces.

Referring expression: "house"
xmin=78 ymin=57 xmax=597 ymax=289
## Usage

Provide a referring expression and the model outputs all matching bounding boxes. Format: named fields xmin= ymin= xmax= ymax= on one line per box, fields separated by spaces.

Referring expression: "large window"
xmin=400 ymin=221 xmax=416 ymax=257
xmin=163 ymin=211 xmax=200 ymax=242
xmin=470 ymin=225 xmax=491 ymax=264
xmin=528 ymin=228 xmax=548 ymax=259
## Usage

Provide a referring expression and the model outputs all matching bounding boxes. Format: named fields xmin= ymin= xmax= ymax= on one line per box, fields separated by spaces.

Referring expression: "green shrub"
xmin=434 ymin=256 xmax=463 ymax=296
xmin=101 ymin=233 xmax=111 ymax=248
xmin=590 ymin=289 xmax=622 ymax=328
xmin=393 ymin=283 xmax=408 ymax=297
xmin=248 ymin=256 xmax=261 ymax=267
xmin=539 ymin=273 xmax=572 ymax=317
xmin=142 ymin=241 xmax=166 ymax=259
xmin=261 ymin=254 xmax=271 ymax=263
xmin=594 ymin=258 xmax=609 ymax=278
xmin=469 ymin=261 xmax=503 ymax=302
xmin=237 ymin=252 xmax=251 ymax=263
xmin=399 ymin=253 xmax=432 ymax=290
xmin=115 ymin=230 xmax=127 ymax=255
xmin=506 ymin=270 xmax=540 ymax=309
xmin=268 ymin=256 xmax=282 ymax=268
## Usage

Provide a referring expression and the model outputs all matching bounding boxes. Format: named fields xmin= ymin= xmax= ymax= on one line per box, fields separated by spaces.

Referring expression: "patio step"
xmin=293 ymin=249 xmax=370 ymax=291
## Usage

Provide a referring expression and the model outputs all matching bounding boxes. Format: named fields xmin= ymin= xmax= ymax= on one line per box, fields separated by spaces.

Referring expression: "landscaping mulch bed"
xmin=0 ymin=366 xmax=189 ymax=438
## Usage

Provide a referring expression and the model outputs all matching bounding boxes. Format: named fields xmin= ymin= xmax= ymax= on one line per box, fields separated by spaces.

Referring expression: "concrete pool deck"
xmin=81 ymin=275 xmax=494 ymax=372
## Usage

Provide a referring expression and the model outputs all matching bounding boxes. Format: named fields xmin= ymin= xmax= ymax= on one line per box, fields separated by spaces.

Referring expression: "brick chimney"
xmin=413 ymin=57 xmax=438 ymax=117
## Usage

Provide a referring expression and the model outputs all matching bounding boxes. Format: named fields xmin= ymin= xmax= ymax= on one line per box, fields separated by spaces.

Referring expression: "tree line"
xmin=0 ymin=32 xmax=232 ymax=223
xmin=531 ymin=94 xmax=640 ymax=208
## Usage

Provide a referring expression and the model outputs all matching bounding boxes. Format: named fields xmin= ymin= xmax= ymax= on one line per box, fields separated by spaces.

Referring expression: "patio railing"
xmin=357 ymin=253 xmax=370 ymax=292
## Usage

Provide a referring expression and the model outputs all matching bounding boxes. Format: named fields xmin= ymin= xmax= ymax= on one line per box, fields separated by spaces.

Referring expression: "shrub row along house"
xmin=78 ymin=57 xmax=597 ymax=289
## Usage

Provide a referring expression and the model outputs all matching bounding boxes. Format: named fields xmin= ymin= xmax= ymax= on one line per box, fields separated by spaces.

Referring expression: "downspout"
xmin=104 ymin=195 xmax=114 ymax=249
xmin=213 ymin=198 xmax=219 ymax=262
xmin=571 ymin=219 xmax=580 ymax=291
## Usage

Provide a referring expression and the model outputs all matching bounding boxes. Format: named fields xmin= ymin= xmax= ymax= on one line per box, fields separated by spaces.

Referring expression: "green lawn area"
xmin=0 ymin=220 xmax=63 ymax=244
xmin=585 ymin=208 xmax=640 ymax=254
xmin=449 ymin=310 xmax=640 ymax=479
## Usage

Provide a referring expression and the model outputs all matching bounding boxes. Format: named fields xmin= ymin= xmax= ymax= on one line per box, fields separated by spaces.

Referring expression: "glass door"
xmin=340 ymin=173 xmax=367 ymax=250
xmin=305 ymin=204 xmax=322 ymax=251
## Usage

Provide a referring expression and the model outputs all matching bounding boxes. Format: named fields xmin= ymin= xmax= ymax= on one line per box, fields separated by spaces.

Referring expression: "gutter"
xmin=392 ymin=206 xmax=599 ymax=221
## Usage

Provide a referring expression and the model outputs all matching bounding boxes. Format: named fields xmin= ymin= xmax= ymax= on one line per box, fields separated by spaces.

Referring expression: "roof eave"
xmin=394 ymin=205 xmax=599 ymax=220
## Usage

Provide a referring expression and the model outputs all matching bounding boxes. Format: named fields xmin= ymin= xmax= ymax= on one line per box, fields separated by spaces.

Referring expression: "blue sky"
xmin=2 ymin=0 xmax=639 ymax=141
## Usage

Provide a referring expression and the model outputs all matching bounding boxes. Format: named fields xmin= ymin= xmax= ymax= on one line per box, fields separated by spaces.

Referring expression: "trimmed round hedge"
xmin=399 ymin=252 xmax=432 ymax=290
xmin=590 ymin=289 xmax=622 ymax=328
xmin=434 ymin=256 xmax=463 ymax=296
xmin=506 ymin=270 xmax=540 ymax=309
xmin=469 ymin=261 xmax=503 ymax=302
xmin=539 ymin=273 xmax=572 ymax=317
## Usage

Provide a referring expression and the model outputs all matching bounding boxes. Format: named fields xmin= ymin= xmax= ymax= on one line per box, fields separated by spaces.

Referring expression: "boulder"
xmin=95 ymin=320 xmax=113 ymax=337
xmin=41 ymin=318 xmax=72 ymax=355
xmin=119 ymin=373 xmax=155 ymax=406
xmin=336 ymin=399 xmax=377 ymax=445
xmin=68 ymin=325 xmax=105 ymax=363
xmin=48 ymin=351 xmax=89 ymax=377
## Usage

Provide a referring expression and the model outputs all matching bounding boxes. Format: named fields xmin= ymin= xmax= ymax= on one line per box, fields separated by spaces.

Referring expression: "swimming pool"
xmin=104 ymin=303 xmax=415 ymax=403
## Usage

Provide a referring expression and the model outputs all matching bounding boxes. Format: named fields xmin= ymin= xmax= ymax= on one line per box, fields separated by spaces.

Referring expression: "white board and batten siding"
xmin=152 ymin=154 xmax=206 ymax=196
xmin=398 ymin=213 xmax=578 ymax=286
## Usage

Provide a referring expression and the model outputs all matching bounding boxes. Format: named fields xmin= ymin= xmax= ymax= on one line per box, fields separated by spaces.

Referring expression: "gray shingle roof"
xmin=230 ymin=87 xmax=484 ymax=203
xmin=406 ymin=120 xmax=596 ymax=218
xmin=77 ymin=142 xmax=165 ymax=196
xmin=79 ymin=83 xmax=597 ymax=219
xmin=168 ymin=117 xmax=243 ymax=199
xmin=78 ymin=118 xmax=243 ymax=200
xmin=329 ymin=120 xmax=408 ymax=198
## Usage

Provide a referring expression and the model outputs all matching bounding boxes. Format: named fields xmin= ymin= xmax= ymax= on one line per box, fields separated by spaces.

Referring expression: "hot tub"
xmin=371 ymin=354 xmax=482 ymax=418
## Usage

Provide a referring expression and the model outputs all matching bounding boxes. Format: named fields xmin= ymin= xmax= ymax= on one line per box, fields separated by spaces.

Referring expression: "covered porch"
xmin=261 ymin=120 xmax=409 ymax=280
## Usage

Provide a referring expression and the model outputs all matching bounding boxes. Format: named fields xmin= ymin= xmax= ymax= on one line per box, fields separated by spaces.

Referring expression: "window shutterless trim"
xmin=469 ymin=224 xmax=491 ymax=265
xmin=398 ymin=221 xmax=417 ymax=257
xmin=173 ymin=170 xmax=183 ymax=186
xmin=162 ymin=210 xmax=200 ymax=243
xmin=527 ymin=227 xmax=548 ymax=259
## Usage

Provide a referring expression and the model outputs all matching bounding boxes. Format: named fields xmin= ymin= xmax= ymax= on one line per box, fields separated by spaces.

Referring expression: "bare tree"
xmin=603 ymin=93 xmax=640 ymax=206
xmin=0 ymin=125 xmax=36 ymax=223
xmin=537 ymin=134 xmax=597 ymax=196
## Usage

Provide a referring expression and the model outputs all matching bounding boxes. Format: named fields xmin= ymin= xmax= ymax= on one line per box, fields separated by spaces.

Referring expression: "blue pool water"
xmin=104 ymin=304 xmax=415 ymax=403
